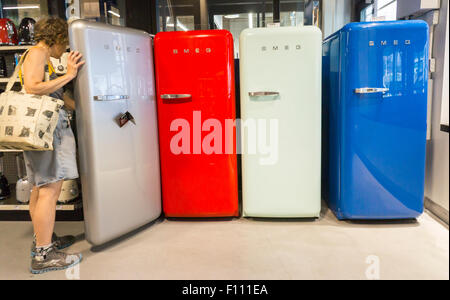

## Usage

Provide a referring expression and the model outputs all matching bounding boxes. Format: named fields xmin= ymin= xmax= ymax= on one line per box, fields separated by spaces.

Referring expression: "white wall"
xmin=425 ymin=0 xmax=450 ymax=215
xmin=322 ymin=0 xmax=352 ymax=38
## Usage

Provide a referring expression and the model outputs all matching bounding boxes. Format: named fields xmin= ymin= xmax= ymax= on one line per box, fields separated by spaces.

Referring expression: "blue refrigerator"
xmin=322 ymin=21 xmax=429 ymax=220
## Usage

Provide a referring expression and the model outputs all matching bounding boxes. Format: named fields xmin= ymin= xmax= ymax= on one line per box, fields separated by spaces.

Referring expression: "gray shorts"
xmin=23 ymin=109 xmax=79 ymax=187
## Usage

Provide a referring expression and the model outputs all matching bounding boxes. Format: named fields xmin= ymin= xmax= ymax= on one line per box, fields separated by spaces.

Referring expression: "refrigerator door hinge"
xmin=430 ymin=58 xmax=436 ymax=73
xmin=432 ymin=10 xmax=440 ymax=25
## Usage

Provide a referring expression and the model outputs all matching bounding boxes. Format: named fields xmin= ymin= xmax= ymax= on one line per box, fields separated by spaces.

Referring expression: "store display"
xmin=322 ymin=21 xmax=429 ymax=220
xmin=154 ymin=30 xmax=239 ymax=218
xmin=69 ymin=20 xmax=162 ymax=245
xmin=18 ymin=18 xmax=36 ymax=45
xmin=58 ymin=179 xmax=79 ymax=204
xmin=0 ymin=18 xmax=18 ymax=46
xmin=0 ymin=153 xmax=11 ymax=200
xmin=15 ymin=153 xmax=32 ymax=204
xmin=239 ymin=27 xmax=322 ymax=218
xmin=0 ymin=56 xmax=7 ymax=78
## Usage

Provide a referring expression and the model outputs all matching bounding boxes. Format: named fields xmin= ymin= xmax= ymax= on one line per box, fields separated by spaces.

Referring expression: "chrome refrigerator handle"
xmin=354 ymin=88 xmax=389 ymax=94
xmin=94 ymin=95 xmax=130 ymax=101
xmin=249 ymin=92 xmax=280 ymax=97
xmin=161 ymin=94 xmax=192 ymax=100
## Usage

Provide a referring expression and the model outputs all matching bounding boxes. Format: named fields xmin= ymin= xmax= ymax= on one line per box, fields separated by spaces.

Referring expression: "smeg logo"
xmin=103 ymin=44 xmax=141 ymax=53
xmin=172 ymin=48 xmax=213 ymax=54
xmin=261 ymin=44 xmax=302 ymax=52
xmin=369 ymin=40 xmax=412 ymax=47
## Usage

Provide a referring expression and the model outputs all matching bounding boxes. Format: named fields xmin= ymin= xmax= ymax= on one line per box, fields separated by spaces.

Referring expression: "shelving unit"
xmin=1 ymin=46 xmax=30 ymax=217
xmin=0 ymin=77 xmax=20 ymax=83
xmin=0 ymin=192 xmax=82 ymax=211
xmin=1 ymin=45 xmax=83 ymax=221
xmin=0 ymin=45 xmax=32 ymax=52
xmin=0 ymin=187 xmax=83 ymax=221
xmin=0 ymin=152 xmax=83 ymax=220
xmin=0 ymin=45 xmax=31 ymax=86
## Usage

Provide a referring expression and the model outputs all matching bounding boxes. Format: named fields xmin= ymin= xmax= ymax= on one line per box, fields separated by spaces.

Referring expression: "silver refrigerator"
xmin=69 ymin=20 xmax=162 ymax=245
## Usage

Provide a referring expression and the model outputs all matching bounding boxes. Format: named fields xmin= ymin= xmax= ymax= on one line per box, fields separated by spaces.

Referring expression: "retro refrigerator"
xmin=69 ymin=20 xmax=162 ymax=245
xmin=154 ymin=30 xmax=239 ymax=218
xmin=322 ymin=21 xmax=429 ymax=220
xmin=240 ymin=27 xmax=322 ymax=218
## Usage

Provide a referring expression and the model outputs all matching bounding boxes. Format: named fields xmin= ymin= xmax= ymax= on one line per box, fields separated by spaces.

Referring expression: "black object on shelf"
xmin=18 ymin=18 xmax=36 ymax=45
xmin=0 ymin=55 xmax=7 ymax=78
xmin=0 ymin=153 xmax=11 ymax=200
xmin=441 ymin=124 xmax=449 ymax=133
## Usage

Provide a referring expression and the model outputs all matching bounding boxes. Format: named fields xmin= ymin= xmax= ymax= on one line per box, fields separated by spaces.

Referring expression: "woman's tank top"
xmin=45 ymin=64 xmax=64 ymax=100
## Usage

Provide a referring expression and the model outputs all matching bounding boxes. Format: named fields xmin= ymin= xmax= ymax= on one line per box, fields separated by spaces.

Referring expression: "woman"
xmin=22 ymin=17 xmax=85 ymax=274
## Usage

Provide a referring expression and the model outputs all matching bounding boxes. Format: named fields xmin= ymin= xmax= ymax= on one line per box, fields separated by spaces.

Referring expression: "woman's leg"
xmin=31 ymin=179 xmax=82 ymax=274
xmin=29 ymin=186 xmax=39 ymax=222
xmin=33 ymin=180 xmax=64 ymax=247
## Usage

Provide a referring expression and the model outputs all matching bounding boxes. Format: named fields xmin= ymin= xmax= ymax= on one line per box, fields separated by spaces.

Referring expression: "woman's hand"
xmin=66 ymin=51 xmax=85 ymax=80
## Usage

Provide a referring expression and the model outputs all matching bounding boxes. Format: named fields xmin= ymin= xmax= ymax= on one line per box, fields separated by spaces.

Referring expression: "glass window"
xmin=82 ymin=0 xmax=101 ymax=21
xmin=160 ymin=15 xmax=195 ymax=32
xmin=377 ymin=1 xmax=397 ymax=21
xmin=377 ymin=0 xmax=395 ymax=10
xmin=1 ymin=0 xmax=47 ymax=24
xmin=280 ymin=0 xmax=304 ymax=26
xmin=361 ymin=5 xmax=374 ymax=22
xmin=361 ymin=0 xmax=397 ymax=22
xmin=280 ymin=11 xmax=303 ymax=27
xmin=157 ymin=1 xmax=305 ymax=58
xmin=215 ymin=13 xmax=266 ymax=58
xmin=107 ymin=6 xmax=122 ymax=26
xmin=158 ymin=0 xmax=196 ymax=32
xmin=163 ymin=16 xmax=176 ymax=31
xmin=0 ymin=0 xmax=127 ymax=25
xmin=82 ymin=0 xmax=126 ymax=26
xmin=176 ymin=16 xmax=195 ymax=31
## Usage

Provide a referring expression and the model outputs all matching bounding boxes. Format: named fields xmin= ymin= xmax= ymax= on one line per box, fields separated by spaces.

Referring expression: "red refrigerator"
xmin=154 ymin=30 xmax=239 ymax=218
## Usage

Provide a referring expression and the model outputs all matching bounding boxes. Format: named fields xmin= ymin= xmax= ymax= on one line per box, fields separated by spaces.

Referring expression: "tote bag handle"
xmin=5 ymin=49 xmax=30 ymax=92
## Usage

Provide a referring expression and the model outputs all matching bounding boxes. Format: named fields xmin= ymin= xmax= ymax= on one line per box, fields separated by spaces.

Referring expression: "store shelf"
xmin=0 ymin=77 xmax=20 ymax=84
xmin=0 ymin=45 xmax=30 ymax=85
xmin=0 ymin=45 xmax=32 ymax=52
xmin=0 ymin=149 xmax=23 ymax=153
xmin=0 ymin=188 xmax=83 ymax=212
xmin=0 ymin=186 xmax=84 ymax=221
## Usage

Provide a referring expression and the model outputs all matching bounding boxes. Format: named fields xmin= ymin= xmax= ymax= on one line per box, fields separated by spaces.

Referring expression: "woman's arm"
xmin=63 ymin=90 xmax=76 ymax=111
xmin=23 ymin=48 xmax=84 ymax=96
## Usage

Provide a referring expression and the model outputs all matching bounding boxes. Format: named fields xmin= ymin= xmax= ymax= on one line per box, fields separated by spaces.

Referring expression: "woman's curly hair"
xmin=34 ymin=17 xmax=68 ymax=47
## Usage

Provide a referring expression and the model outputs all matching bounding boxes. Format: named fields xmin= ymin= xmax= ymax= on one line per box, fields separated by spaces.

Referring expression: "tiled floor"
xmin=0 ymin=207 xmax=448 ymax=280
